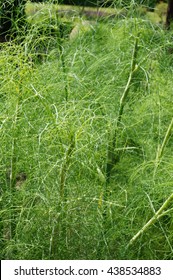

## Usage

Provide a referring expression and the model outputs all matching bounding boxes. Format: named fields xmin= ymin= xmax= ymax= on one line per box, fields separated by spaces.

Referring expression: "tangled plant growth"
xmin=1 ymin=1 xmax=173 ymax=260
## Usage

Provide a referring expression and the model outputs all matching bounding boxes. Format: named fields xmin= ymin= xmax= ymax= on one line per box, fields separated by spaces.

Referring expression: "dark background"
xmin=30 ymin=1 xmax=167 ymax=9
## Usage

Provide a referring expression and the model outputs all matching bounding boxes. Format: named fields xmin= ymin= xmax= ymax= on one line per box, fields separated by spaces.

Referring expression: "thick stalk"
xmin=4 ymin=95 xmax=21 ymax=258
xmin=50 ymin=136 xmax=75 ymax=258
xmin=60 ymin=136 xmax=75 ymax=199
xmin=105 ymin=36 xmax=139 ymax=185
xmin=128 ymin=193 xmax=173 ymax=246
xmin=154 ymin=117 xmax=173 ymax=177
xmin=56 ymin=14 xmax=69 ymax=101
xmin=98 ymin=36 xmax=139 ymax=256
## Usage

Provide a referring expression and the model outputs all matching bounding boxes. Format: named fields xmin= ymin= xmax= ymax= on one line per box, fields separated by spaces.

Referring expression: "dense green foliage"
xmin=0 ymin=0 xmax=27 ymax=38
xmin=1 ymin=2 xmax=173 ymax=260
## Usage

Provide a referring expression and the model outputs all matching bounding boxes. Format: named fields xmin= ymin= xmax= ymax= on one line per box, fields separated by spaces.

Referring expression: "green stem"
xmin=51 ymin=136 xmax=75 ymax=258
xmin=154 ymin=117 xmax=173 ymax=176
xmin=100 ymin=36 xmax=139 ymax=252
xmin=128 ymin=193 xmax=173 ymax=246
xmin=4 ymin=93 xmax=21 ymax=258
xmin=56 ymin=14 xmax=69 ymax=101
xmin=105 ymin=35 xmax=139 ymax=185
xmin=60 ymin=135 xmax=75 ymax=199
